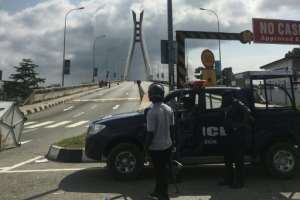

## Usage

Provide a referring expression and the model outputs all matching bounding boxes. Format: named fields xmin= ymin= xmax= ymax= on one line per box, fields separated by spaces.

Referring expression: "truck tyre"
xmin=265 ymin=142 xmax=298 ymax=179
xmin=107 ymin=143 xmax=144 ymax=181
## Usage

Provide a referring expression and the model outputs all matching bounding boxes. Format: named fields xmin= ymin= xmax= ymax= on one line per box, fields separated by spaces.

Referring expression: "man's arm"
xmin=145 ymin=131 xmax=154 ymax=150
xmin=145 ymin=110 xmax=156 ymax=150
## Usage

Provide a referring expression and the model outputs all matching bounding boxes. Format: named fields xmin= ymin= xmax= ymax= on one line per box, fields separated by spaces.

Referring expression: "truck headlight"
xmin=87 ymin=124 xmax=106 ymax=135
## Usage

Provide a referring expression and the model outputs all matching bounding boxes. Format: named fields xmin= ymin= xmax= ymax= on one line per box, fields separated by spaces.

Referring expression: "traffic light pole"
xmin=168 ymin=0 xmax=175 ymax=90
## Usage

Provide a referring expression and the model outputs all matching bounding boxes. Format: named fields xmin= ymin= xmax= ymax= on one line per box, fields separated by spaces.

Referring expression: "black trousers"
xmin=149 ymin=147 xmax=172 ymax=200
xmin=223 ymin=137 xmax=245 ymax=187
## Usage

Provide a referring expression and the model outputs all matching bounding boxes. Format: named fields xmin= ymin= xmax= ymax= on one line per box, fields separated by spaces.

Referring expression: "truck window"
xmin=205 ymin=93 xmax=222 ymax=110
xmin=166 ymin=91 xmax=199 ymax=111
xmin=253 ymin=81 xmax=293 ymax=110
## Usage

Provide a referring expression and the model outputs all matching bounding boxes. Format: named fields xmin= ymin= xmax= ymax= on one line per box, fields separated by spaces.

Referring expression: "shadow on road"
xmin=59 ymin=165 xmax=300 ymax=200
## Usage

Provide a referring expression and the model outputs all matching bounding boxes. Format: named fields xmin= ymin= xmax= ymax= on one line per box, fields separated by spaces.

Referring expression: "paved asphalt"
xmin=1 ymin=81 xmax=300 ymax=200
xmin=0 ymin=81 xmax=141 ymax=167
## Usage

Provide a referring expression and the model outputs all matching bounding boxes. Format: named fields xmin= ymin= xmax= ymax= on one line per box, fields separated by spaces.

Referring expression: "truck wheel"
xmin=265 ymin=142 xmax=298 ymax=179
xmin=107 ymin=143 xmax=144 ymax=181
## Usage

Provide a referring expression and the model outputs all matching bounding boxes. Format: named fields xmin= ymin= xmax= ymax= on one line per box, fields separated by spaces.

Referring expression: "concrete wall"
xmin=26 ymin=84 xmax=99 ymax=105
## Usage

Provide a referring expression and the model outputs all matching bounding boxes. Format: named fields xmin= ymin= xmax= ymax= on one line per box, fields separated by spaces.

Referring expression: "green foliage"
xmin=285 ymin=48 xmax=300 ymax=58
xmin=8 ymin=58 xmax=45 ymax=102
xmin=10 ymin=58 xmax=45 ymax=88
xmin=55 ymin=134 xmax=85 ymax=149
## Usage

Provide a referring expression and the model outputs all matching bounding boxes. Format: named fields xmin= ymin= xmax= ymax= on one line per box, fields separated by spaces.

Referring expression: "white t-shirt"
xmin=146 ymin=103 xmax=174 ymax=151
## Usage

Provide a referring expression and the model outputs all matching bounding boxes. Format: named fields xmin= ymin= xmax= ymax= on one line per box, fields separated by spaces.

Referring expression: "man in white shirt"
xmin=145 ymin=83 xmax=175 ymax=200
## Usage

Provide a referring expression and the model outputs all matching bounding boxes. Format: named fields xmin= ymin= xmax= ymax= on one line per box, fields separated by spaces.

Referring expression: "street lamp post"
xmin=200 ymin=8 xmax=222 ymax=68
xmin=92 ymin=34 xmax=106 ymax=82
xmin=167 ymin=0 xmax=175 ymax=90
xmin=62 ymin=7 xmax=85 ymax=87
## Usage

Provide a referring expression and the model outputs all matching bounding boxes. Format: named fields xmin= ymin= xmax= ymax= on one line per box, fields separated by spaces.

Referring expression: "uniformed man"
xmin=220 ymin=92 xmax=253 ymax=189
xmin=145 ymin=83 xmax=175 ymax=200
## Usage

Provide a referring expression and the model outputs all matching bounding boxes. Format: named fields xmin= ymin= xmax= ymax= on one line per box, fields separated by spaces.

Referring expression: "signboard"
xmin=161 ymin=40 xmax=177 ymax=64
xmin=64 ymin=60 xmax=71 ymax=75
xmin=202 ymin=69 xmax=216 ymax=86
xmin=201 ymin=49 xmax=215 ymax=69
xmin=253 ymin=18 xmax=300 ymax=44
xmin=215 ymin=61 xmax=221 ymax=79
xmin=93 ymin=68 xmax=98 ymax=77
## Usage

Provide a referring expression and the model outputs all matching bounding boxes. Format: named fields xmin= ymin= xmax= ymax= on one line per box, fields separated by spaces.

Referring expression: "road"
xmin=0 ymin=82 xmax=141 ymax=168
xmin=0 ymin=81 xmax=300 ymax=200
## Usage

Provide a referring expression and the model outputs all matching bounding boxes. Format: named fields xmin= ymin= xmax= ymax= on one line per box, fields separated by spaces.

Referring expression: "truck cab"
xmin=85 ymin=72 xmax=300 ymax=180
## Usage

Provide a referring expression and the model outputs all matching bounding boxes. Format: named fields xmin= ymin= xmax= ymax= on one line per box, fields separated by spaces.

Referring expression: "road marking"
xmin=1 ymin=156 xmax=43 ymax=172
xmin=20 ymin=140 xmax=32 ymax=145
xmin=113 ymin=105 xmax=120 ymax=110
xmin=24 ymin=121 xmax=37 ymax=126
xmin=0 ymin=168 xmax=85 ymax=174
xmin=45 ymin=121 xmax=72 ymax=128
xmin=23 ymin=128 xmax=38 ymax=133
xmin=73 ymin=112 xmax=85 ymax=118
xmin=72 ymin=97 xmax=139 ymax=102
xmin=63 ymin=106 xmax=74 ymax=112
xmin=34 ymin=158 xmax=49 ymax=163
xmin=66 ymin=120 xmax=89 ymax=128
xmin=91 ymin=105 xmax=97 ymax=109
xmin=26 ymin=121 xmax=55 ymax=129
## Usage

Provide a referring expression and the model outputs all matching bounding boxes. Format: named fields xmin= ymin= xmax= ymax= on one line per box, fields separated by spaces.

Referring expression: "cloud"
xmin=0 ymin=0 xmax=298 ymax=85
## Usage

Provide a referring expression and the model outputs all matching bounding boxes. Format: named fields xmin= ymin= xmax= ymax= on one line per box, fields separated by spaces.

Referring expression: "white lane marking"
xmin=113 ymin=105 xmax=120 ymax=110
xmin=0 ymin=167 xmax=8 ymax=170
xmin=66 ymin=120 xmax=89 ymax=128
xmin=72 ymin=97 xmax=139 ymax=102
xmin=45 ymin=121 xmax=72 ymax=128
xmin=73 ymin=112 xmax=85 ymax=118
xmin=34 ymin=158 xmax=49 ymax=163
xmin=63 ymin=106 xmax=74 ymax=112
xmin=23 ymin=128 xmax=38 ymax=133
xmin=91 ymin=105 xmax=97 ymax=109
xmin=1 ymin=156 xmax=43 ymax=172
xmin=20 ymin=140 xmax=32 ymax=145
xmin=24 ymin=121 xmax=37 ymax=126
xmin=26 ymin=121 xmax=55 ymax=129
xmin=0 ymin=168 xmax=85 ymax=174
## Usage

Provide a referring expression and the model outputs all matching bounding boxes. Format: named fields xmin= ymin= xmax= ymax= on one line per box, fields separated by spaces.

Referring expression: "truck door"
xmin=166 ymin=90 xmax=203 ymax=157
xmin=200 ymin=91 xmax=225 ymax=156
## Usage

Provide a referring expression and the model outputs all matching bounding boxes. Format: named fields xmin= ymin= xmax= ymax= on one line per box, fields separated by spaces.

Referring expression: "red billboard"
xmin=253 ymin=18 xmax=300 ymax=44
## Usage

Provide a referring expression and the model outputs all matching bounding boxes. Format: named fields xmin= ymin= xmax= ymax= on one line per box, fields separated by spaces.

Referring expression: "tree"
xmin=285 ymin=48 xmax=300 ymax=58
xmin=10 ymin=58 xmax=45 ymax=88
xmin=8 ymin=59 xmax=45 ymax=102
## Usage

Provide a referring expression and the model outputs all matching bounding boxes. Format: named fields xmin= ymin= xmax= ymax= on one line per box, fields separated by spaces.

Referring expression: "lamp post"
xmin=92 ymin=34 xmax=106 ymax=82
xmin=167 ymin=0 xmax=174 ymax=90
xmin=200 ymin=8 xmax=222 ymax=68
xmin=62 ymin=7 xmax=85 ymax=87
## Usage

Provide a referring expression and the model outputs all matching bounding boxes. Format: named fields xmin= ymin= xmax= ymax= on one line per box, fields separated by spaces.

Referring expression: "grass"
xmin=55 ymin=134 xmax=85 ymax=149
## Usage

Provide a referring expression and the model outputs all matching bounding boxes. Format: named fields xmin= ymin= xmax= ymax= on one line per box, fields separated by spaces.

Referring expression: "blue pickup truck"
xmin=85 ymin=72 xmax=300 ymax=180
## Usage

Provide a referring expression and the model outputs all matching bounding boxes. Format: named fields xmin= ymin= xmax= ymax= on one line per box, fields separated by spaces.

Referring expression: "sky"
xmin=0 ymin=0 xmax=300 ymax=85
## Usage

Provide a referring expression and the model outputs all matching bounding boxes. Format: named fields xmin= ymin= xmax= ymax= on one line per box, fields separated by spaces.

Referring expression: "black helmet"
xmin=148 ymin=83 xmax=164 ymax=102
